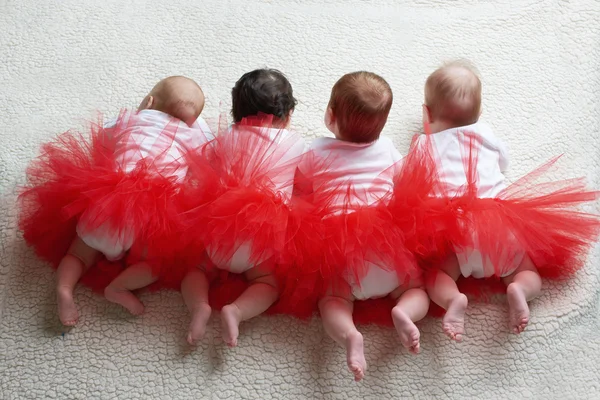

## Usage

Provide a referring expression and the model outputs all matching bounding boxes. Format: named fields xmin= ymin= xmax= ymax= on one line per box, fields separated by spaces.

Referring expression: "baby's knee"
xmin=318 ymin=293 xmax=355 ymax=309
xmin=442 ymin=254 xmax=462 ymax=280
xmin=67 ymin=237 xmax=100 ymax=268
xmin=249 ymin=272 xmax=278 ymax=289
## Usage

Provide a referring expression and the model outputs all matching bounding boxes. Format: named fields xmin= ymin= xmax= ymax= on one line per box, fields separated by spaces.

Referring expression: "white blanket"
xmin=1 ymin=0 xmax=599 ymax=398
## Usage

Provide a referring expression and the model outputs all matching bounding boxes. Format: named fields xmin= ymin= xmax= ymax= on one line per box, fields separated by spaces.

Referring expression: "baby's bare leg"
xmin=390 ymin=280 xmax=430 ymax=354
xmin=181 ymin=268 xmax=211 ymax=345
xmin=426 ymin=254 xmax=468 ymax=342
xmin=318 ymin=293 xmax=366 ymax=382
xmin=220 ymin=266 xmax=279 ymax=347
xmin=57 ymin=237 xmax=100 ymax=326
xmin=502 ymin=255 xmax=541 ymax=334
xmin=104 ymin=262 xmax=157 ymax=315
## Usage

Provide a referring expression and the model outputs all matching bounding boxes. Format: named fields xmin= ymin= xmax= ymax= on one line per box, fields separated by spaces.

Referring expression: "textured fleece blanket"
xmin=1 ymin=0 xmax=599 ymax=398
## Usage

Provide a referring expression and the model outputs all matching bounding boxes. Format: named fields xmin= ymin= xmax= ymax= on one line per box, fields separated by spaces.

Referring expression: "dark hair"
xmin=231 ymin=69 xmax=297 ymax=123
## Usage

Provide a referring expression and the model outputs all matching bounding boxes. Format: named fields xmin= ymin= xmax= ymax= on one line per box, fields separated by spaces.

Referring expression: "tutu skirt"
xmin=18 ymin=110 xmax=209 ymax=289
xmin=410 ymin=132 xmax=600 ymax=287
xmin=275 ymin=151 xmax=422 ymax=320
xmin=387 ymin=135 xmax=465 ymax=265
xmin=180 ymin=114 xmax=305 ymax=282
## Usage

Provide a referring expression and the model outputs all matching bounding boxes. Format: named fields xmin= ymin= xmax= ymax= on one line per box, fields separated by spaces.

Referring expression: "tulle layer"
xmin=453 ymin=166 xmax=600 ymax=279
xmin=387 ymin=134 xmax=465 ymax=264
xmin=18 ymin=110 xmax=206 ymax=283
xmin=414 ymin=132 xmax=600 ymax=282
xmin=274 ymin=149 xmax=421 ymax=316
xmin=180 ymin=114 xmax=305 ymax=274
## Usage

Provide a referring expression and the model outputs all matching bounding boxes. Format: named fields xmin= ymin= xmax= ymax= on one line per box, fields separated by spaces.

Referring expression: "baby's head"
xmin=325 ymin=71 xmax=393 ymax=144
xmin=424 ymin=60 xmax=481 ymax=133
xmin=138 ymin=76 xmax=205 ymax=127
xmin=231 ymin=68 xmax=297 ymax=127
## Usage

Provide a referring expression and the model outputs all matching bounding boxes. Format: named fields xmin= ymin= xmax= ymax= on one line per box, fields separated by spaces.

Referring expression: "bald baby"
xmin=138 ymin=76 xmax=206 ymax=127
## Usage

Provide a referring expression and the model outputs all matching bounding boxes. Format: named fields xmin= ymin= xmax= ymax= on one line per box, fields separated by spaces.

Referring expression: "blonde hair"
xmin=425 ymin=60 xmax=481 ymax=127
xmin=329 ymin=71 xmax=393 ymax=143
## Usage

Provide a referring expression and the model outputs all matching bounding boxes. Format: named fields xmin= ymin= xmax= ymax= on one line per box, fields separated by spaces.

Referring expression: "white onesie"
xmin=415 ymin=122 xmax=524 ymax=278
xmin=77 ymin=110 xmax=214 ymax=261
xmin=299 ymin=136 xmax=403 ymax=300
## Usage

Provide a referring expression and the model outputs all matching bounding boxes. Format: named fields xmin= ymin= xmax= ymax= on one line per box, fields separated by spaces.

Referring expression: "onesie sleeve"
xmin=410 ymin=134 xmax=427 ymax=152
xmin=496 ymin=138 xmax=510 ymax=172
xmin=100 ymin=116 xmax=119 ymax=143
xmin=194 ymin=116 xmax=214 ymax=141
xmin=391 ymin=144 xmax=403 ymax=163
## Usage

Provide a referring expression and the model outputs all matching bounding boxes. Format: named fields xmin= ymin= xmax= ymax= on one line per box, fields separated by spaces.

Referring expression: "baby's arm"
xmin=97 ymin=115 xmax=119 ymax=150
xmin=479 ymin=122 xmax=509 ymax=172
xmin=181 ymin=117 xmax=216 ymax=181
xmin=496 ymin=139 xmax=510 ymax=172
xmin=194 ymin=116 xmax=215 ymax=143
xmin=409 ymin=133 xmax=426 ymax=152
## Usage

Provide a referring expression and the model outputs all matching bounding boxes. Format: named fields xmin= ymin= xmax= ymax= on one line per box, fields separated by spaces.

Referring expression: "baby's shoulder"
xmin=307 ymin=136 xmax=337 ymax=151
xmin=373 ymin=136 xmax=402 ymax=161
xmin=375 ymin=136 xmax=395 ymax=147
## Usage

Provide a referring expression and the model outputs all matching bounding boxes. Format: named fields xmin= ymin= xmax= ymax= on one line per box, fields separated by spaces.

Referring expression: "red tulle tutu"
xmin=387 ymin=134 xmax=465 ymax=265
xmin=18 ymin=110 xmax=210 ymax=288
xmin=180 ymin=114 xmax=305 ymax=278
xmin=274 ymin=150 xmax=421 ymax=320
xmin=411 ymin=132 xmax=600 ymax=288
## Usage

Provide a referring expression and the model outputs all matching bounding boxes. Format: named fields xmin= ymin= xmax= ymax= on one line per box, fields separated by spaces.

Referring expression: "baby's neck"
xmin=428 ymin=120 xmax=476 ymax=134
xmin=237 ymin=115 xmax=288 ymax=129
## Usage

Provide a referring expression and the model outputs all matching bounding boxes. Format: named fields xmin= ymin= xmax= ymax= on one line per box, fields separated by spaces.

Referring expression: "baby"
xmin=180 ymin=69 xmax=305 ymax=346
xmin=45 ymin=76 xmax=211 ymax=325
xmin=295 ymin=72 xmax=428 ymax=381
xmin=417 ymin=61 xmax=595 ymax=340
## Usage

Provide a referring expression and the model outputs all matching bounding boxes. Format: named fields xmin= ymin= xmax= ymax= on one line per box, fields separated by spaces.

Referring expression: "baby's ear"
xmin=324 ymin=107 xmax=335 ymax=128
xmin=422 ymin=104 xmax=432 ymax=133
xmin=138 ymin=95 xmax=154 ymax=111
xmin=422 ymin=104 xmax=431 ymax=123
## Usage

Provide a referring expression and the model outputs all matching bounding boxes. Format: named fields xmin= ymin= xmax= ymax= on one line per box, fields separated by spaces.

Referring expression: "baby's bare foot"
xmin=57 ymin=287 xmax=79 ymax=326
xmin=345 ymin=330 xmax=367 ymax=382
xmin=443 ymin=293 xmax=468 ymax=342
xmin=392 ymin=307 xmax=421 ymax=354
xmin=104 ymin=286 xmax=145 ymax=316
xmin=507 ymin=283 xmax=530 ymax=334
xmin=187 ymin=303 xmax=212 ymax=345
xmin=221 ymin=304 xmax=242 ymax=347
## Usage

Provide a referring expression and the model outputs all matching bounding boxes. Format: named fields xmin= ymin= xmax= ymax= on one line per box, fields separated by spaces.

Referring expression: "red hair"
xmin=329 ymin=71 xmax=393 ymax=144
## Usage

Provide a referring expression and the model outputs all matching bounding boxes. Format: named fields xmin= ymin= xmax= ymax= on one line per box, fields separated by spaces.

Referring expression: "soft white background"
xmin=1 ymin=0 xmax=599 ymax=399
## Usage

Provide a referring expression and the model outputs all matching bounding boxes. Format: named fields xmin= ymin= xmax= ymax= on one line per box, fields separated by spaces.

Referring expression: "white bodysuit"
xmin=415 ymin=122 xmax=524 ymax=278
xmin=77 ymin=110 xmax=214 ymax=261
xmin=206 ymin=126 xmax=306 ymax=274
xmin=299 ymin=136 xmax=403 ymax=300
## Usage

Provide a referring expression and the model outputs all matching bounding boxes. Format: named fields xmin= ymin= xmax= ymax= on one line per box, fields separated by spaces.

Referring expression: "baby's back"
xmin=302 ymin=137 xmax=402 ymax=209
xmin=110 ymin=110 xmax=213 ymax=182
xmin=418 ymin=122 xmax=508 ymax=198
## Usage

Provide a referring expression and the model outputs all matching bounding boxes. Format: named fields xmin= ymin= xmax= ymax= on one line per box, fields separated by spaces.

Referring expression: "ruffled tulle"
xmin=180 ymin=114 xmax=305 ymax=276
xmin=18 ymin=109 xmax=209 ymax=287
xmin=453 ymin=133 xmax=600 ymax=279
xmin=387 ymin=134 xmax=465 ymax=265
xmin=415 ymin=131 xmax=600 ymax=286
xmin=275 ymin=150 xmax=421 ymax=318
